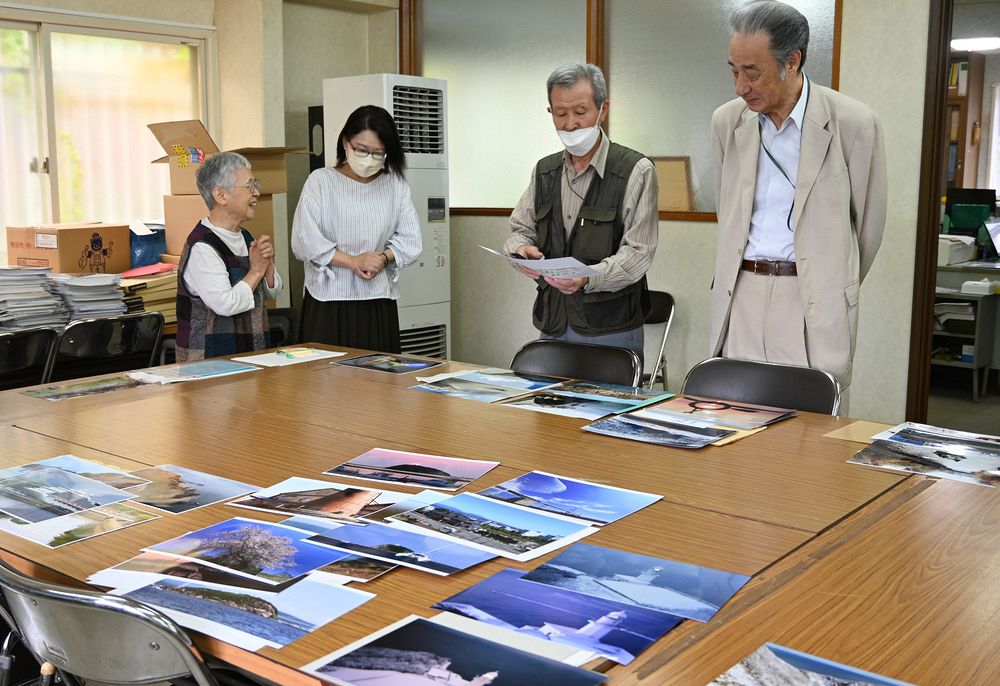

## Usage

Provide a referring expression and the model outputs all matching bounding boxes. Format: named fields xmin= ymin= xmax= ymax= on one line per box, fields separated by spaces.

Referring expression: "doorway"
xmin=910 ymin=0 xmax=1000 ymax=432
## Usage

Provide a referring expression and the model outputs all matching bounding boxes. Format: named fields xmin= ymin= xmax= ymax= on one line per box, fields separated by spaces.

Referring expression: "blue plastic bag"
xmin=130 ymin=224 xmax=167 ymax=268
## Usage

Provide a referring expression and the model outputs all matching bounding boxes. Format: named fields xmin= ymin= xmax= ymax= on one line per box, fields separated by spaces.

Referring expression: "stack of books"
xmin=50 ymin=273 xmax=127 ymax=320
xmin=0 ymin=267 xmax=70 ymax=330
xmin=933 ymin=301 xmax=975 ymax=332
xmin=119 ymin=271 xmax=178 ymax=324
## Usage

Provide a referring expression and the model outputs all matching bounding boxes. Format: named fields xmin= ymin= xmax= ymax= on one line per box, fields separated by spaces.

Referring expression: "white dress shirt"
xmin=745 ymin=74 xmax=810 ymax=261
xmin=183 ymin=218 xmax=282 ymax=317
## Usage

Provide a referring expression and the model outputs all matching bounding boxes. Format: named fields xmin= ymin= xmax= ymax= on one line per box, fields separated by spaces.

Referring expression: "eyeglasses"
xmin=226 ymin=178 xmax=261 ymax=194
xmin=349 ymin=143 xmax=387 ymax=162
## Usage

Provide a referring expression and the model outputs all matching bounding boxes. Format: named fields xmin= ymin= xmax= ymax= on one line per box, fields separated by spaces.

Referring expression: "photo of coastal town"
xmin=0 ymin=466 xmax=134 ymax=524
xmin=390 ymin=493 xmax=592 ymax=557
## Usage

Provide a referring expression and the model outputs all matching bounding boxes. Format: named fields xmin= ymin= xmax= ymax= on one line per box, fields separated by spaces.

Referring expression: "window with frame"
xmin=1 ymin=17 xmax=206 ymax=263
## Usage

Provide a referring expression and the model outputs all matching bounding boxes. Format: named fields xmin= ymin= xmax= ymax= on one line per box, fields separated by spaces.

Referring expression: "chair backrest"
xmin=0 ymin=327 xmax=58 ymax=390
xmin=511 ymin=339 xmax=642 ymax=387
xmin=0 ymin=557 xmax=219 ymax=686
xmin=643 ymin=291 xmax=675 ymax=389
xmin=47 ymin=312 xmax=164 ymax=383
xmin=681 ymin=357 xmax=841 ymax=415
xmin=266 ymin=307 xmax=300 ymax=348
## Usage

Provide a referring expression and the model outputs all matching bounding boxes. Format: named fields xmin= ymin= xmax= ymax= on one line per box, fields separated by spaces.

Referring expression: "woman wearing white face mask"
xmin=292 ymin=105 xmax=422 ymax=352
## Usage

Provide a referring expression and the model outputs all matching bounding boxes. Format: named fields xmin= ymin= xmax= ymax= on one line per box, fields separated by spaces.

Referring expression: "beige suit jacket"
xmin=709 ymin=83 xmax=887 ymax=387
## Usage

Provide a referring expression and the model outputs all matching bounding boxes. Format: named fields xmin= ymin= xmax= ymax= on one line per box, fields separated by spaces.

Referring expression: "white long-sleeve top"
xmin=291 ymin=167 xmax=422 ymax=302
xmin=182 ymin=218 xmax=283 ymax=317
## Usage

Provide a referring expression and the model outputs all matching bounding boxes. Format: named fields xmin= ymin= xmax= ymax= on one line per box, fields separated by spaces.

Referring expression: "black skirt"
xmin=300 ymin=290 xmax=401 ymax=353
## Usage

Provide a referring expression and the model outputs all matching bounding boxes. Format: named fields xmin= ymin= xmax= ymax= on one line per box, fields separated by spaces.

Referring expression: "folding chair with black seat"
xmin=266 ymin=307 xmax=300 ymax=348
xmin=682 ymin=357 xmax=841 ymax=415
xmin=46 ymin=312 xmax=164 ymax=383
xmin=0 ymin=327 xmax=58 ymax=391
xmin=510 ymin=339 xmax=642 ymax=387
xmin=642 ymin=291 xmax=675 ymax=390
xmin=0 ymin=556 xmax=242 ymax=686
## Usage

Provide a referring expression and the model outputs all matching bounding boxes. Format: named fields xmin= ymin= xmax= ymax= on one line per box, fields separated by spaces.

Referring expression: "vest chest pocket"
xmin=573 ymin=206 xmax=617 ymax=263
xmin=534 ymin=203 xmax=553 ymax=249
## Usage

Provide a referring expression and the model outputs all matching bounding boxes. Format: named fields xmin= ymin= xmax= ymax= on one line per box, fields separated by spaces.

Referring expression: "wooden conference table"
xmin=0 ymin=346 xmax=998 ymax=685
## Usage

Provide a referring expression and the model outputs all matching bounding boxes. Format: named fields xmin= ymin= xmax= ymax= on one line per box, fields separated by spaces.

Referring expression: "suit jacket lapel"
xmin=734 ymin=109 xmax=759 ymax=243
xmin=793 ymin=86 xmax=832 ymax=229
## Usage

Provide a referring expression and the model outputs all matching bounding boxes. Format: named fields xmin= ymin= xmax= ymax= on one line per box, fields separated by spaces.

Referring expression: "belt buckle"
xmin=754 ymin=259 xmax=769 ymax=276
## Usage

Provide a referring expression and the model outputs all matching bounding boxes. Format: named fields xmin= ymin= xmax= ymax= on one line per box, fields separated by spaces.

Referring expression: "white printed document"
xmin=480 ymin=245 xmax=599 ymax=278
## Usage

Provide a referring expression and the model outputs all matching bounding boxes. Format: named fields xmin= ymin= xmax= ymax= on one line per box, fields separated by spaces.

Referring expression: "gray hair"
xmin=730 ymin=1 xmax=809 ymax=72
xmin=546 ymin=62 xmax=608 ymax=109
xmin=195 ymin=151 xmax=251 ymax=209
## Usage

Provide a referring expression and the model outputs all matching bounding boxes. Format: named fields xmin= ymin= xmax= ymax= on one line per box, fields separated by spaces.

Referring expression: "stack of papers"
xmin=50 ymin=273 xmax=126 ymax=319
xmin=120 ymin=271 xmax=178 ymax=324
xmin=0 ymin=267 xmax=69 ymax=330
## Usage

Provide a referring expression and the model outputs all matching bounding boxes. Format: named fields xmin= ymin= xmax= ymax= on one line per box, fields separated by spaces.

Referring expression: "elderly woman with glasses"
xmin=175 ymin=151 xmax=283 ymax=361
xmin=291 ymin=105 xmax=422 ymax=353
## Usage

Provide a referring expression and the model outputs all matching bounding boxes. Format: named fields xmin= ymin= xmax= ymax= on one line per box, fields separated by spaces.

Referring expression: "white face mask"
xmin=557 ymin=122 xmax=602 ymax=157
xmin=346 ymin=146 xmax=385 ymax=178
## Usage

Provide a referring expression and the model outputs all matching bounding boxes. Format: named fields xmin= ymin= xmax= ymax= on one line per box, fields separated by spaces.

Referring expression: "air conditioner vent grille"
xmin=393 ymin=85 xmax=444 ymax=154
xmin=400 ymin=323 xmax=447 ymax=358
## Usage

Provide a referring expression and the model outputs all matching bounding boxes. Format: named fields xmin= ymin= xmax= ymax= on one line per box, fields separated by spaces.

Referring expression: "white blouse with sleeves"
xmin=291 ymin=167 xmax=422 ymax=302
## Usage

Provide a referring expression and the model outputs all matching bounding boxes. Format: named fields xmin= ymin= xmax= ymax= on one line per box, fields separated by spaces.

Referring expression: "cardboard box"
xmin=938 ymin=235 xmax=976 ymax=266
xmin=160 ymin=253 xmax=181 ymax=265
xmin=163 ymin=194 xmax=209 ymax=255
xmin=7 ymin=222 xmax=131 ymax=273
xmin=148 ymin=120 xmax=219 ymax=195
xmin=961 ymin=344 xmax=975 ymax=363
xmin=148 ymin=120 xmax=305 ymax=195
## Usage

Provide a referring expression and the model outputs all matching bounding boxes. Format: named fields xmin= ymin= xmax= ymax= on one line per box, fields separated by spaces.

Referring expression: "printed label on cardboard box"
xmin=35 ymin=233 xmax=58 ymax=249
xmin=17 ymin=257 xmax=49 ymax=267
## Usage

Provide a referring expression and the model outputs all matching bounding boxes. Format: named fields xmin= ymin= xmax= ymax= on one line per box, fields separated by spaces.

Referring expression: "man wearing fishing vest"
xmin=711 ymin=1 xmax=887 ymax=395
xmin=505 ymin=62 xmax=659 ymax=365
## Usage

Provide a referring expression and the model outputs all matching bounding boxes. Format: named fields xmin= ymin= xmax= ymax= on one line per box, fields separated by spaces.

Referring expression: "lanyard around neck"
xmin=757 ymin=74 xmax=809 ymax=231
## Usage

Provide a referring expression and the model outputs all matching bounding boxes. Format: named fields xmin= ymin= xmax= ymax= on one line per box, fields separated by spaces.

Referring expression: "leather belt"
xmin=741 ymin=259 xmax=797 ymax=276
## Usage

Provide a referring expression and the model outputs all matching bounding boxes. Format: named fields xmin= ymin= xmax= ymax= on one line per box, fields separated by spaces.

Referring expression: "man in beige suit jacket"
xmin=710 ymin=1 xmax=887 ymax=390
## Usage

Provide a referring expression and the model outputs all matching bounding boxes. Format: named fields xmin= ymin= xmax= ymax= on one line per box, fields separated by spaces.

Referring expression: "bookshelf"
xmin=943 ymin=52 xmax=985 ymax=193
xmin=931 ymin=292 xmax=996 ymax=401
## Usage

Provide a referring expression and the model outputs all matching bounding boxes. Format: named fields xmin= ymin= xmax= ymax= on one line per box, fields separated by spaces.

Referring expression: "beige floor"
xmin=927 ymin=367 xmax=1000 ymax=432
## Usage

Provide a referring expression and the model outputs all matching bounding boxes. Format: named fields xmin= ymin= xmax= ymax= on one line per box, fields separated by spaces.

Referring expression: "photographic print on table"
xmin=583 ymin=414 xmax=734 ymax=449
xmin=410 ymin=375 xmax=531 ymax=403
xmin=304 ymin=520 xmax=496 ymax=576
xmin=709 ymin=642 xmax=912 ymax=685
xmin=553 ymin=380 xmax=672 ymax=407
xmin=229 ymin=476 xmax=408 ymax=522
xmin=94 ymin=551 xmax=305 ymax=593
xmin=21 ymin=375 xmax=146 ymax=401
xmin=435 ymin=568 xmax=682 ymax=665
xmin=278 ymin=516 xmax=400 ymax=581
xmin=358 ymin=490 xmax=449 ymax=523
xmin=520 ymin=543 xmax=750 ymax=622
xmin=477 ymin=471 xmax=660 ymax=526
xmin=124 ymin=464 xmax=257 ymax=514
xmin=24 ymin=454 xmax=150 ymax=489
xmin=457 ymin=367 xmax=565 ymax=391
xmin=0 ymin=467 xmax=136 ymax=524
xmin=144 ymin=517 xmax=351 ymax=585
xmin=1 ymin=503 xmax=158 ymax=549
xmin=388 ymin=492 xmax=595 ymax=561
xmin=302 ymin=615 xmax=606 ymax=686
xmin=336 ymin=353 xmax=442 ymax=374
xmin=498 ymin=390 xmax=635 ymax=420
xmin=326 ymin=448 xmax=500 ymax=491
xmin=847 ymin=439 xmax=1000 ymax=487
xmin=118 ymin=575 xmax=374 ymax=652
xmin=873 ymin=422 xmax=1000 ymax=459
xmin=639 ymin=395 xmax=794 ymax=430
xmin=129 ymin=359 xmax=258 ymax=384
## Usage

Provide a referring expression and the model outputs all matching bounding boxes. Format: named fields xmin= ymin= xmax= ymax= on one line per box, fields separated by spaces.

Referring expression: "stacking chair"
xmin=682 ymin=357 xmax=841 ymax=415
xmin=0 ymin=327 xmax=58 ymax=391
xmin=266 ymin=307 xmax=300 ymax=348
xmin=642 ymin=291 xmax=675 ymax=390
xmin=511 ymin=339 xmax=642 ymax=387
xmin=0 ymin=556 xmax=221 ymax=686
xmin=47 ymin=312 xmax=164 ymax=383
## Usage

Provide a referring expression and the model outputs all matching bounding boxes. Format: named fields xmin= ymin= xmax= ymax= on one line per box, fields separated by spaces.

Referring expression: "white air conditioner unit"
xmin=322 ymin=74 xmax=450 ymax=359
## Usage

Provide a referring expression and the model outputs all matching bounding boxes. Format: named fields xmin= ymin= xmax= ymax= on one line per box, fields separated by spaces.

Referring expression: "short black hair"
xmin=335 ymin=105 xmax=407 ymax=178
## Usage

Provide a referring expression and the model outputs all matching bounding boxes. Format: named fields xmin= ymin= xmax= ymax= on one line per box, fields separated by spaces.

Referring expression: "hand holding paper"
xmin=480 ymin=245 xmax=599 ymax=279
